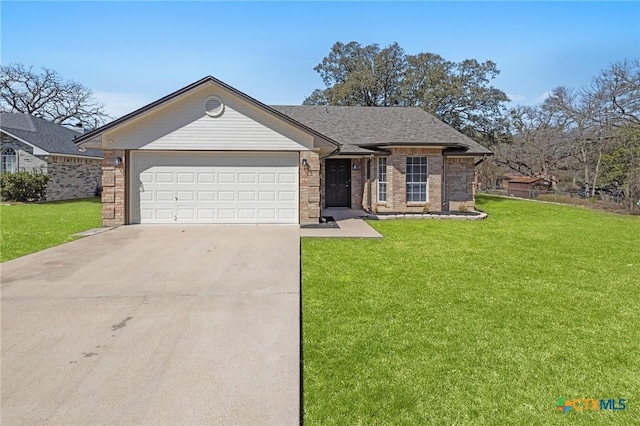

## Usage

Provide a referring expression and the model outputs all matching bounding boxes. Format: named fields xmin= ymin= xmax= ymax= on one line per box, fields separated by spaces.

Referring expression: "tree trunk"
xmin=591 ymin=146 xmax=603 ymax=196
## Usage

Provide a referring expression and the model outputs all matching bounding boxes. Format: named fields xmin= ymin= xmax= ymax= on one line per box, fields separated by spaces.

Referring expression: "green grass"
xmin=302 ymin=195 xmax=640 ymax=425
xmin=1 ymin=197 xmax=102 ymax=262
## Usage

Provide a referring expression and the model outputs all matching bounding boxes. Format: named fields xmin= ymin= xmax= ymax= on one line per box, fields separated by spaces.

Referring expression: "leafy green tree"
xmin=305 ymin=41 xmax=510 ymax=146
xmin=601 ymin=126 xmax=640 ymax=209
xmin=304 ymin=41 xmax=406 ymax=107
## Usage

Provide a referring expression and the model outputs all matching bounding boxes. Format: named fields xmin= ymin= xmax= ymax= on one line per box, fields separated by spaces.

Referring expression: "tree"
xmin=591 ymin=59 xmax=640 ymax=128
xmin=304 ymin=41 xmax=406 ymax=107
xmin=0 ymin=63 xmax=109 ymax=128
xmin=544 ymin=86 xmax=611 ymax=195
xmin=404 ymin=55 xmax=510 ymax=145
xmin=494 ymin=59 xmax=639 ymax=201
xmin=494 ymin=105 xmax=572 ymax=184
xmin=601 ymin=126 xmax=640 ymax=209
xmin=304 ymin=41 xmax=511 ymax=146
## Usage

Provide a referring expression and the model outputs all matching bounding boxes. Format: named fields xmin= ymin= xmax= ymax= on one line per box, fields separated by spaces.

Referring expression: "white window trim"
xmin=1 ymin=147 xmax=18 ymax=173
xmin=406 ymin=156 xmax=428 ymax=203
xmin=377 ymin=157 xmax=387 ymax=203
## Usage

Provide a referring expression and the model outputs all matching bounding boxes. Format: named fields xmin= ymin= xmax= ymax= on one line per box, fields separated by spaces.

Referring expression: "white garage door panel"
xmin=133 ymin=152 xmax=298 ymax=224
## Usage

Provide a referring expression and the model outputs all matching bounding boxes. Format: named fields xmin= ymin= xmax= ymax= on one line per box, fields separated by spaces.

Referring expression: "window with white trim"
xmin=406 ymin=157 xmax=427 ymax=202
xmin=1 ymin=148 xmax=17 ymax=173
xmin=378 ymin=157 xmax=387 ymax=202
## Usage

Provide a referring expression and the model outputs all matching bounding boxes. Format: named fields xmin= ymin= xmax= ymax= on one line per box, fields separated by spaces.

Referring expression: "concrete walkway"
xmin=300 ymin=208 xmax=383 ymax=239
xmin=1 ymin=225 xmax=300 ymax=425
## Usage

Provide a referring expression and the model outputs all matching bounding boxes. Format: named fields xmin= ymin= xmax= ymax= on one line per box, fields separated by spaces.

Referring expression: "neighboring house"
xmin=74 ymin=76 xmax=492 ymax=227
xmin=496 ymin=172 xmax=523 ymax=190
xmin=507 ymin=176 xmax=553 ymax=199
xmin=0 ymin=113 xmax=103 ymax=201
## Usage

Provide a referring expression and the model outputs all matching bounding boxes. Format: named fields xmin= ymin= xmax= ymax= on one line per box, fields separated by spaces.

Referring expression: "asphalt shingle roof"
xmin=270 ymin=105 xmax=492 ymax=156
xmin=0 ymin=113 xmax=102 ymax=158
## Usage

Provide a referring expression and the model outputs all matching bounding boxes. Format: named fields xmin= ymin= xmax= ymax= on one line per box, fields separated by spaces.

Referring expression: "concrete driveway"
xmin=1 ymin=225 xmax=300 ymax=425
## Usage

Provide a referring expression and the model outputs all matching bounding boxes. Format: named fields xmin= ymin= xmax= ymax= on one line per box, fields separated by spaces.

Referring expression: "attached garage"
xmin=74 ymin=76 xmax=337 ymax=227
xmin=131 ymin=151 xmax=299 ymax=224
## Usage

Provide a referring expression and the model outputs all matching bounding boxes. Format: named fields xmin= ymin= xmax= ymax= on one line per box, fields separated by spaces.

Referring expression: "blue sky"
xmin=2 ymin=1 xmax=638 ymax=119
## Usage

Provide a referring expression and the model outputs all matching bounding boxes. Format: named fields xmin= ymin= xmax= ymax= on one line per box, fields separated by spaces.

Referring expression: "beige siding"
xmin=104 ymin=86 xmax=312 ymax=151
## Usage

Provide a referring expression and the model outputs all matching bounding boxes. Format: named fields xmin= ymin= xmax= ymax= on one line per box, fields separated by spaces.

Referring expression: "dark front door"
xmin=325 ymin=159 xmax=351 ymax=207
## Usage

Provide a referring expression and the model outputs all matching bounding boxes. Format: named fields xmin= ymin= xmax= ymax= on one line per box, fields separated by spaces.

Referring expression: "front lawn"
xmin=302 ymin=195 xmax=639 ymax=424
xmin=1 ymin=197 xmax=102 ymax=262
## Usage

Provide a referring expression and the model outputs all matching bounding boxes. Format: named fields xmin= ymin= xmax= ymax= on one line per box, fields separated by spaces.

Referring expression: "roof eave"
xmin=442 ymin=146 xmax=493 ymax=156
xmin=358 ymin=141 xmax=459 ymax=148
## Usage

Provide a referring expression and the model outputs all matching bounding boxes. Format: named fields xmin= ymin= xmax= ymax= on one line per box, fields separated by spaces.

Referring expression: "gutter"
xmin=320 ymin=146 xmax=340 ymax=160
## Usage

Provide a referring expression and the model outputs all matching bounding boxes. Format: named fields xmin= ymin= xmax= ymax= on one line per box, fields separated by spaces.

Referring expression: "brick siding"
xmin=101 ymin=149 xmax=126 ymax=227
xmin=2 ymin=132 xmax=102 ymax=201
xmin=299 ymin=150 xmax=321 ymax=224
xmin=350 ymin=158 xmax=366 ymax=209
xmin=373 ymin=147 xmax=443 ymax=213
xmin=444 ymin=157 xmax=475 ymax=211
xmin=46 ymin=156 xmax=102 ymax=201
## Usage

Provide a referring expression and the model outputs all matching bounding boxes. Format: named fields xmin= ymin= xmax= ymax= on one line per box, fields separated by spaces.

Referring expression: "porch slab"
xmin=300 ymin=208 xmax=383 ymax=239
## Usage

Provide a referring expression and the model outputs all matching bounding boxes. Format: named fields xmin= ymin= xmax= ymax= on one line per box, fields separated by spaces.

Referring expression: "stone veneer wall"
xmin=0 ymin=133 xmax=47 ymax=173
xmin=374 ymin=148 xmax=443 ymax=213
xmin=101 ymin=149 xmax=127 ymax=227
xmin=46 ymin=156 xmax=102 ymax=201
xmin=445 ymin=157 xmax=475 ymax=211
xmin=299 ymin=150 xmax=321 ymax=224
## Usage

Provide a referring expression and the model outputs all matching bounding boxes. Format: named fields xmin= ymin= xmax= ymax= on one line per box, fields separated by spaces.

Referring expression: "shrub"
xmin=1 ymin=171 xmax=48 ymax=202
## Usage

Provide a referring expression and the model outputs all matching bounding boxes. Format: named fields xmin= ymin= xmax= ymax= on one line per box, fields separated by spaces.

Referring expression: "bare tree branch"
xmin=0 ymin=63 xmax=110 ymax=128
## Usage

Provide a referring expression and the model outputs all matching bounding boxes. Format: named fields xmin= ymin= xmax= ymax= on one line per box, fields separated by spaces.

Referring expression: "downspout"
xmin=367 ymin=156 xmax=372 ymax=212
xmin=442 ymin=155 xmax=447 ymax=211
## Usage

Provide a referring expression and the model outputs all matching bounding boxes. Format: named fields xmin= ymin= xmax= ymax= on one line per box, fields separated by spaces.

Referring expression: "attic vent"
xmin=204 ymin=96 xmax=224 ymax=117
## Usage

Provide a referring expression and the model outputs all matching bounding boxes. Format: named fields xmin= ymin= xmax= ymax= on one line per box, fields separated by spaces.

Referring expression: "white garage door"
xmin=131 ymin=152 xmax=299 ymax=224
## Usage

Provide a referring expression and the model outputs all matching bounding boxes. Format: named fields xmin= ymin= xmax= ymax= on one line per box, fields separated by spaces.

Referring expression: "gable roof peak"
xmin=73 ymin=75 xmax=340 ymax=148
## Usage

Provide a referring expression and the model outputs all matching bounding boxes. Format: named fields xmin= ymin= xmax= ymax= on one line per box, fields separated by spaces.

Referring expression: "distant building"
xmin=1 ymin=112 xmax=103 ymax=201
xmin=507 ymin=176 xmax=554 ymax=199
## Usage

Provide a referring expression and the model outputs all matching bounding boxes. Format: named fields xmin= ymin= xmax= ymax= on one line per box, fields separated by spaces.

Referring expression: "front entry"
xmin=325 ymin=159 xmax=351 ymax=207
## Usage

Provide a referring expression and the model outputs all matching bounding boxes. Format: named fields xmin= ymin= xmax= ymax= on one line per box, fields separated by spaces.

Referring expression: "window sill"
xmin=406 ymin=202 xmax=428 ymax=207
